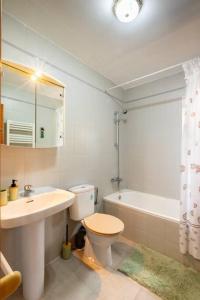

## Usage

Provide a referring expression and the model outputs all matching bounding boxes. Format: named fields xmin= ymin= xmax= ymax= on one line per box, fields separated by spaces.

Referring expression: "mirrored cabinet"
xmin=0 ymin=61 xmax=64 ymax=148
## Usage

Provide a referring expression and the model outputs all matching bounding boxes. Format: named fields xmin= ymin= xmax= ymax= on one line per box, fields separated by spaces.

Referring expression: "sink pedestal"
xmin=1 ymin=188 xmax=75 ymax=300
xmin=21 ymin=220 xmax=45 ymax=300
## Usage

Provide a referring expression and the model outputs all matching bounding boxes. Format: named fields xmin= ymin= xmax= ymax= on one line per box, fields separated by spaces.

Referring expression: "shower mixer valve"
xmin=111 ymin=177 xmax=122 ymax=183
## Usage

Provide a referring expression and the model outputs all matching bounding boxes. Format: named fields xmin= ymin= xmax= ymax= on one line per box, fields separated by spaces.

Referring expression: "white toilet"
xmin=69 ymin=185 xmax=124 ymax=267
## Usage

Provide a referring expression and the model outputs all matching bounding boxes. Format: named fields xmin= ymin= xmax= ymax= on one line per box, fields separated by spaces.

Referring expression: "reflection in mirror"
xmin=1 ymin=63 xmax=36 ymax=147
xmin=1 ymin=61 xmax=65 ymax=148
xmin=36 ymin=80 xmax=64 ymax=148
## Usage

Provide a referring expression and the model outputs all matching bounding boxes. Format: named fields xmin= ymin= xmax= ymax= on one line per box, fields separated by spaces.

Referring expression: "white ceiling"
xmin=3 ymin=0 xmax=200 ymax=86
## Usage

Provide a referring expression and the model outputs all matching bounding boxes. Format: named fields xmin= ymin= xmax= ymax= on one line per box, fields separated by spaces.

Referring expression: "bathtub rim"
xmin=103 ymin=189 xmax=180 ymax=224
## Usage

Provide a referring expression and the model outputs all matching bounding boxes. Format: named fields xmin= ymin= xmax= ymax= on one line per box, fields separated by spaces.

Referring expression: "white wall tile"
xmin=123 ymin=76 xmax=182 ymax=199
xmin=1 ymin=15 xmax=123 ymax=264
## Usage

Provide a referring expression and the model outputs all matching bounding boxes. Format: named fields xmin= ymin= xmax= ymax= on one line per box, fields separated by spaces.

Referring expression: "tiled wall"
xmin=104 ymin=201 xmax=180 ymax=260
xmin=123 ymin=74 xmax=184 ymax=200
xmin=1 ymin=14 xmax=186 ymax=269
xmin=0 ymin=14 xmax=125 ymax=265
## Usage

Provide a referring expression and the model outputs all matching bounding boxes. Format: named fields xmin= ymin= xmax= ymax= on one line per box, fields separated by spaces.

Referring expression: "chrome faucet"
xmin=111 ymin=177 xmax=122 ymax=191
xmin=111 ymin=177 xmax=122 ymax=183
xmin=24 ymin=184 xmax=34 ymax=196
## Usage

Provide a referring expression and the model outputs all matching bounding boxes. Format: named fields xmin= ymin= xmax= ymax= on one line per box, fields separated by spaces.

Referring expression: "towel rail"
xmin=6 ymin=120 xmax=35 ymax=147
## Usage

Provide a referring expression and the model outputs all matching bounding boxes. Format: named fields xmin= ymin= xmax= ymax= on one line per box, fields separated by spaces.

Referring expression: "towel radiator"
xmin=6 ymin=120 xmax=35 ymax=147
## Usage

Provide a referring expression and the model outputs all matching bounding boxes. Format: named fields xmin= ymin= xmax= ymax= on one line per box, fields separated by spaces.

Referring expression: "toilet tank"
xmin=68 ymin=184 xmax=95 ymax=221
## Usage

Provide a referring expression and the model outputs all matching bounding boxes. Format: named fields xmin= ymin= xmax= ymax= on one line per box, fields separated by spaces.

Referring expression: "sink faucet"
xmin=24 ymin=185 xmax=34 ymax=196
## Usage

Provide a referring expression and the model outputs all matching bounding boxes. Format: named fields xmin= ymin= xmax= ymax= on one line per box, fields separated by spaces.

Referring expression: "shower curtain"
xmin=180 ymin=58 xmax=200 ymax=259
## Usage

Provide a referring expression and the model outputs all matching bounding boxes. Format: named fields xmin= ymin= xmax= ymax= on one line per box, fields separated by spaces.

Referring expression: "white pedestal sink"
xmin=0 ymin=187 xmax=75 ymax=300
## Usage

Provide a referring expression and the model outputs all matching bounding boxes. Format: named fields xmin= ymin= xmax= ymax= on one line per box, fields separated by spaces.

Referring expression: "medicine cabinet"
xmin=0 ymin=61 xmax=64 ymax=148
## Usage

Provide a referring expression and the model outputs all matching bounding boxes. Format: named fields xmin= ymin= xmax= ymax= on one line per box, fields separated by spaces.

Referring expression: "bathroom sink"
xmin=0 ymin=187 xmax=75 ymax=300
xmin=0 ymin=188 xmax=75 ymax=229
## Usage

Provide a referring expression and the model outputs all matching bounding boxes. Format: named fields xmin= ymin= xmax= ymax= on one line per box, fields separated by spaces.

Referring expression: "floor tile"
xmin=9 ymin=239 xmax=160 ymax=300
xmin=135 ymin=288 xmax=161 ymax=300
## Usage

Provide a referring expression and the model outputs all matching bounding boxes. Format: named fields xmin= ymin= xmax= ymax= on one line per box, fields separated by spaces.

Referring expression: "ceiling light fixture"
xmin=113 ymin=0 xmax=142 ymax=23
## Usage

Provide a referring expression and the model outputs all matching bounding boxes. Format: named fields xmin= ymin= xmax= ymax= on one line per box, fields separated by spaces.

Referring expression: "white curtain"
xmin=180 ymin=58 xmax=200 ymax=259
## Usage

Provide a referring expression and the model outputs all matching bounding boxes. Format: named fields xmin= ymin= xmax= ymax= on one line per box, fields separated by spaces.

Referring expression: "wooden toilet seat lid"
xmin=84 ymin=213 xmax=124 ymax=235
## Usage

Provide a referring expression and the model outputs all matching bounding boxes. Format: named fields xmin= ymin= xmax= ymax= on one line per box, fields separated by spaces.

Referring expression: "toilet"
xmin=69 ymin=185 xmax=124 ymax=267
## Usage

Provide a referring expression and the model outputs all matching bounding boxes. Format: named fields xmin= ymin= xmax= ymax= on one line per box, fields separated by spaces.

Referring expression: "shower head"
xmin=122 ymin=109 xmax=128 ymax=114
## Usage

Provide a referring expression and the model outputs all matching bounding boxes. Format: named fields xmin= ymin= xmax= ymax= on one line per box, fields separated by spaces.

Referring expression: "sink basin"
xmin=0 ymin=188 xmax=75 ymax=229
xmin=0 ymin=187 xmax=75 ymax=300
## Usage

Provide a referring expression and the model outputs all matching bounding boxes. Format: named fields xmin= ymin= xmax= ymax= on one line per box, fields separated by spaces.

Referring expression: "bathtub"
xmin=104 ymin=189 xmax=180 ymax=222
xmin=103 ymin=190 xmax=181 ymax=262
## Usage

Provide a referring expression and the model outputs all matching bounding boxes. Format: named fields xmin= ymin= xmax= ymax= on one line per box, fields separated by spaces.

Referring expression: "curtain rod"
xmin=125 ymin=86 xmax=185 ymax=104
xmin=106 ymin=61 xmax=185 ymax=92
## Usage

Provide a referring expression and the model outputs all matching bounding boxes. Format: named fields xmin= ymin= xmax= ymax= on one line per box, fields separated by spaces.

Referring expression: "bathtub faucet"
xmin=111 ymin=177 xmax=122 ymax=183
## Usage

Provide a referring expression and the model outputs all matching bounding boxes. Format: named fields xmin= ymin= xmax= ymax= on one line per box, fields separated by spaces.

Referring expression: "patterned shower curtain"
xmin=180 ymin=58 xmax=200 ymax=259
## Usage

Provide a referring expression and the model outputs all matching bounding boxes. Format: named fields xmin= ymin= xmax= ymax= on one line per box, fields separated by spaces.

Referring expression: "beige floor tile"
xmin=135 ymin=288 xmax=161 ymax=300
xmin=73 ymin=262 xmax=102 ymax=292
xmin=9 ymin=239 xmax=160 ymax=300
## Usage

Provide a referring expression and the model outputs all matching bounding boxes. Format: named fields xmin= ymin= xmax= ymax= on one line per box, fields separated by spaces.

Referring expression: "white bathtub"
xmin=103 ymin=189 xmax=181 ymax=262
xmin=104 ymin=189 xmax=180 ymax=222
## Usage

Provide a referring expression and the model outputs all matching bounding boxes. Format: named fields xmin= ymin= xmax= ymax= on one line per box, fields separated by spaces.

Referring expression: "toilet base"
xmin=84 ymin=236 xmax=113 ymax=267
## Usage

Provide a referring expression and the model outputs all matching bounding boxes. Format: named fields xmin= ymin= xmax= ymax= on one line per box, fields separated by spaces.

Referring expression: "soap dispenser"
xmin=9 ymin=179 xmax=18 ymax=201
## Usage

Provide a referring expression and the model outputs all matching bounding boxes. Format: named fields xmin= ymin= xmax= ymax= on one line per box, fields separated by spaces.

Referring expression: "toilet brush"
xmin=62 ymin=224 xmax=71 ymax=260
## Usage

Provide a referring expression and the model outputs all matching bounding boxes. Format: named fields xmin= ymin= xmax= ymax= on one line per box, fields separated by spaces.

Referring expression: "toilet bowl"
xmin=82 ymin=213 xmax=124 ymax=267
xmin=68 ymin=185 xmax=124 ymax=267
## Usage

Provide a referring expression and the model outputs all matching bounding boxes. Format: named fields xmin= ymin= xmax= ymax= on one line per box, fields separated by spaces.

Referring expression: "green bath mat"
xmin=118 ymin=244 xmax=200 ymax=300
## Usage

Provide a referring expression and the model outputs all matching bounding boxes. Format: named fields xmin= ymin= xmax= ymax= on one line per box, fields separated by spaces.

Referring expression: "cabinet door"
xmin=1 ymin=61 xmax=65 ymax=148
xmin=35 ymin=80 xmax=64 ymax=148
xmin=2 ymin=64 xmax=36 ymax=147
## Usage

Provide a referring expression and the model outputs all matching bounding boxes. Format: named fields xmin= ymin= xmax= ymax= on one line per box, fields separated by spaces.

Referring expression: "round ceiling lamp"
xmin=113 ymin=0 xmax=142 ymax=23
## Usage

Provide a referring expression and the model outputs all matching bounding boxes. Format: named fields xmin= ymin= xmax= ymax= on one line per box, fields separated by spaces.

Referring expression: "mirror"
xmin=36 ymin=79 xmax=64 ymax=148
xmin=1 ymin=62 xmax=36 ymax=147
xmin=0 ymin=61 xmax=64 ymax=148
